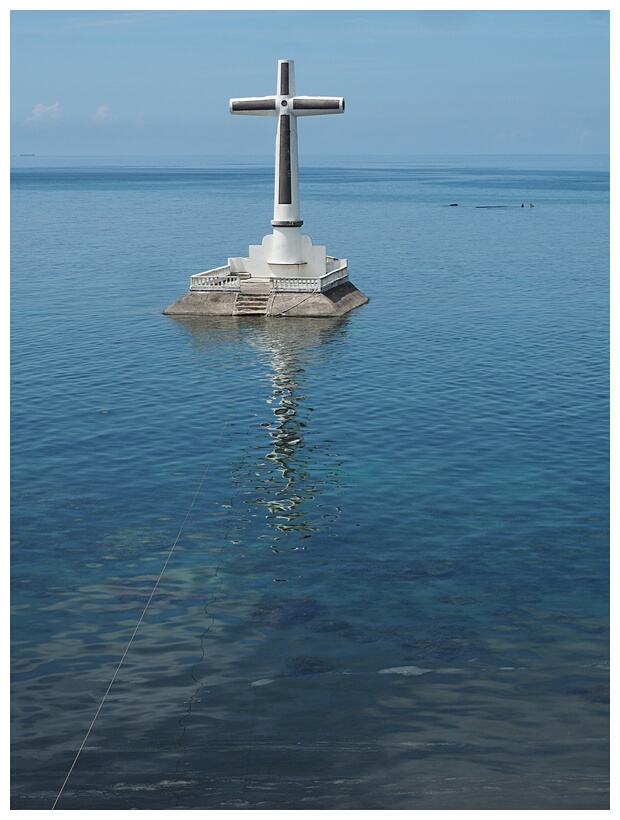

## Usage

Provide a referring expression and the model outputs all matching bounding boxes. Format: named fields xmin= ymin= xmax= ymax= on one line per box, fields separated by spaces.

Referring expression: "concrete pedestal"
xmin=164 ymin=281 xmax=368 ymax=318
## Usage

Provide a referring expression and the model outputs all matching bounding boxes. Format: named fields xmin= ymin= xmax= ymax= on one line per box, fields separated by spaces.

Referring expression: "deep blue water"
xmin=11 ymin=155 xmax=609 ymax=809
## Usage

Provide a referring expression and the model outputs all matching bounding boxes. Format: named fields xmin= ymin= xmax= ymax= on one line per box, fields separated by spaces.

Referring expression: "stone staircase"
xmin=233 ymin=279 xmax=272 ymax=316
xmin=233 ymin=291 xmax=271 ymax=316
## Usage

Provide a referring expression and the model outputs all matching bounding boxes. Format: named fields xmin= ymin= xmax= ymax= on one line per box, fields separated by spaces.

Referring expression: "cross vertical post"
xmin=230 ymin=59 xmax=344 ymax=266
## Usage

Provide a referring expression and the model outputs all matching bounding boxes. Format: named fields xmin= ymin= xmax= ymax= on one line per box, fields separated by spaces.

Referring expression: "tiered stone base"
xmin=163 ymin=281 xmax=368 ymax=318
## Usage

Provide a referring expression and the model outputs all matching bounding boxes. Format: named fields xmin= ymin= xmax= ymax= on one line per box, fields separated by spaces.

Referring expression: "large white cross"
xmin=230 ymin=59 xmax=344 ymax=265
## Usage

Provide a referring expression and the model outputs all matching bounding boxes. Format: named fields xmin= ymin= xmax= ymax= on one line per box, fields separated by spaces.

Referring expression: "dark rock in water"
xmin=439 ymin=594 xmax=476 ymax=606
xmin=528 ymin=674 xmax=610 ymax=705
xmin=397 ymin=632 xmax=484 ymax=663
xmin=399 ymin=636 xmax=465 ymax=653
xmin=285 ymin=655 xmax=335 ymax=675
xmin=338 ymin=627 xmax=378 ymax=643
xmin=571 ymin=684 xmax=609 ymax=704
xmin=401 ymin=560 xmax=455 ymax=579
xmin=307 ymin=619 xmax=377 ymax=642
xmin=251 ymin=597 xmax=323 ymax=626
xmin=308 ymin=619 xmax=352 ymax=633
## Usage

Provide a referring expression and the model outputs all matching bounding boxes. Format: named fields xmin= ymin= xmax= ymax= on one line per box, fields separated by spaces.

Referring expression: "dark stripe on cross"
xmin=231 ymin=99 xmax=277 ymax=112
xmin=278 ymin=115 xmax=292 ymax=205
xmin=294 ymin=98 xmax=341 ymax=110
xmin=272 ymin=219 xmax=303 ymax=227
xmin=280 ymin=62 xmax=290 ymax=96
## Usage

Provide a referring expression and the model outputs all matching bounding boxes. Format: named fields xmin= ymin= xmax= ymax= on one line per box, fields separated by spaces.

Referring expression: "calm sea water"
xmin=11 ymin=155 xmax=609 ymax=809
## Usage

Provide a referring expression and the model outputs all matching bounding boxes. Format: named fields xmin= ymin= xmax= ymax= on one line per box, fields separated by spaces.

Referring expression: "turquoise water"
xmin=11 ymin=155 xmax=609 ymax=809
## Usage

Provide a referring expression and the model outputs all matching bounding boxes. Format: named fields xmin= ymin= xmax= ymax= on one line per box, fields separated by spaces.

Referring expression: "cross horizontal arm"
xmin=230 ymin=96 xmax=277 ymax=115
xmin=292 ymin=97 xmax=345 ymax=116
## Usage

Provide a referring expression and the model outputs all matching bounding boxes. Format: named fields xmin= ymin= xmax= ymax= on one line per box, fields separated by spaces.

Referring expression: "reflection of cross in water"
xmin=242 ymin=322 xmax=346 ymax=551
xmin=262 ymin=343 xmax=312 ymax=539
xmin=170 ymin=317 xmax=345 ymax=553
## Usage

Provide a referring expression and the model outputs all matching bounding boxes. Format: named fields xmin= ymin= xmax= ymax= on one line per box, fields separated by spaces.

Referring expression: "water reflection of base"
xmin=172 ymin=315 xmax=349 ymax=563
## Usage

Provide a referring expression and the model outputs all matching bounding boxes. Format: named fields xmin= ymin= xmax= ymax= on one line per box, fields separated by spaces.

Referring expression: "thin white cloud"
xmin=25 ymin=102 xmax=62 ymax=124
xmin=92 ymin=104 xmax=117 ymax=123
xmin=10 ymin=10 xmax=170 ymax=39
xmin=64 ymin=11 xmax=166 ymax=30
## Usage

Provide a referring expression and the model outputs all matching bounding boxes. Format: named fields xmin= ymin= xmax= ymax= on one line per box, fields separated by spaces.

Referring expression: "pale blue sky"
xmin=10 ymin=9 xmax=610 ymax=157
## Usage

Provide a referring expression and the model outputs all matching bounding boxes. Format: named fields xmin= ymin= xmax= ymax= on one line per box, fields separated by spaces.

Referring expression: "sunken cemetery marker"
xmin=164 ymin=59 xmax=368 ymax=317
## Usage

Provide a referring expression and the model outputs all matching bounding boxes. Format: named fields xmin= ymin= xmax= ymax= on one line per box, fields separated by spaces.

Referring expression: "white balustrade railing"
xmin=272 ymin=277 xmax=319 ymax=292
xmin=190 ymin=262 xmax=348 ymax=293
xmin=190 ymin=266 xmax=241 ymax=290
xmin=316 ymin=264 xmax=349 ymax=292
xmin=272 ymin=264 xmax=349 ymax=293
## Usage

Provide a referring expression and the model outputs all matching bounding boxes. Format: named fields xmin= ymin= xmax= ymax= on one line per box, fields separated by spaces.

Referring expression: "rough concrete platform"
xmin=163 ymin=281 xmax=368 ymax=318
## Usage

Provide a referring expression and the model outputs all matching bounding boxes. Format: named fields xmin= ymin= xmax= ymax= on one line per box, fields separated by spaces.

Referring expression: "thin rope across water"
xmin=52 ymin=417 xmax=229 ymax=810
